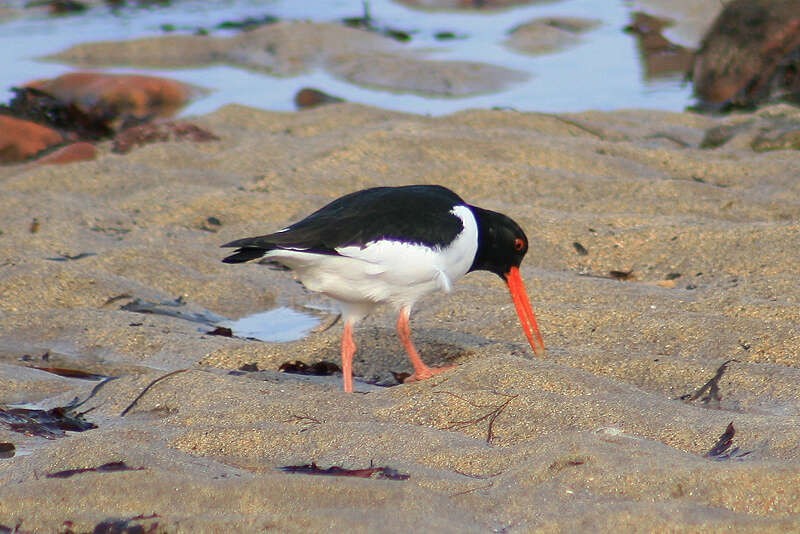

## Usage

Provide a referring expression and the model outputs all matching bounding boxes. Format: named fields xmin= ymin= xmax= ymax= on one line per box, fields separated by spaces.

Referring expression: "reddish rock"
xmin=36 ymin=142 xmax=97 ymax=165
xmin=691 ymin=0 xmax=800 ymax=109
xmin=294 ymin=87 xmax=345 ymax=109
xmin=26 ymin=72 xmax=194 ymax=118
xmin=0 ymin=115 xmax=63 ymax=163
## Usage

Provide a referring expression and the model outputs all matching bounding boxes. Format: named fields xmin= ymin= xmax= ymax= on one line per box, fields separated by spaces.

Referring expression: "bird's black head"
xmin=468 ymin=206 xmax=529 ymax=278
xmin=466 ymin=205 xmax=545 ymax=357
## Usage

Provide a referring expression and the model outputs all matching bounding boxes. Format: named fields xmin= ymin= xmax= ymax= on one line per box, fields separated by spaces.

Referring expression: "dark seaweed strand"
xmin=120 ymin=369 xmax=190 ymax=417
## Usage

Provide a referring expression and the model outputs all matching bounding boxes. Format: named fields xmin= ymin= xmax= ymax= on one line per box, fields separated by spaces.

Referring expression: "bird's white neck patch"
xmin=436 ymin=205 xmax=479 ymax=290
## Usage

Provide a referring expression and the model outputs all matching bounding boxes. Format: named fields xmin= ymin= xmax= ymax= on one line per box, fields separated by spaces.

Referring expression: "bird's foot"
xmin=402 ymin=364 xmax=457 ymax=384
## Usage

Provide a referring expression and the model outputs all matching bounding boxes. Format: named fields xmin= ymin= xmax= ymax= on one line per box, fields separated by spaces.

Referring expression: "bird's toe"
xmin=402 ymin=364 xmax=457 ymax=384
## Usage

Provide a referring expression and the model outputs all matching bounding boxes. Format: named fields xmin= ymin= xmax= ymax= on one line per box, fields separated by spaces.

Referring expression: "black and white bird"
xmin=222 ymin=185 xmax=545 ymax=392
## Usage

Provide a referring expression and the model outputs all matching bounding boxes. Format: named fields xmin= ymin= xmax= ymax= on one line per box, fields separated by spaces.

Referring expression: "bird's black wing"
xmin=222 ymin=185 xmax=467 ymax=263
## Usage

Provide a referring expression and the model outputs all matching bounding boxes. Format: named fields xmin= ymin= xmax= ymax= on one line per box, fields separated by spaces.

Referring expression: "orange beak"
xmin=505 ymin=266 xmax=545 ymax=356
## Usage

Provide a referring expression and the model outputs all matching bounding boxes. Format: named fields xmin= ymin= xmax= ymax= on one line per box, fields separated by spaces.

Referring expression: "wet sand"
xmin=1 ymin=99 xmax=799 ymax=531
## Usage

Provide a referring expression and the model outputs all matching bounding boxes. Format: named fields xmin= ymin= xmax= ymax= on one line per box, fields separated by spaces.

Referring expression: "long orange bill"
xmin=505 ymin=266 xmax=545 ymax=356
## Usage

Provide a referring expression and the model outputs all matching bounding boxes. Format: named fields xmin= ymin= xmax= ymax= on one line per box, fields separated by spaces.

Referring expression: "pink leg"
xmin=396 ymin=307 xmax=455 ymax=383
xmin=341 ymin=321 xmax=356 ymax=393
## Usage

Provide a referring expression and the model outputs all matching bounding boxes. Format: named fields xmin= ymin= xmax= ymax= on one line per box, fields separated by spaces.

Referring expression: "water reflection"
xmin=224 ymin=307 xmax=321 ymax=343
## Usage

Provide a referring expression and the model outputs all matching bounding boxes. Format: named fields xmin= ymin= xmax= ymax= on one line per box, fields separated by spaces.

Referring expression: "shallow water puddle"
xmin=223 ymin=307 xmax=321 ymax=342
xmin=119 ymin=296 xmax=323 ymax=342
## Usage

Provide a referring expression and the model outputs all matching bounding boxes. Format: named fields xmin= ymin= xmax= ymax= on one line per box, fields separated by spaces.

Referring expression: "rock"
xmin=328 ymin=52 xmax=528 ymax=96
xmin=225 ymin=22 xmax=403 ymax=77
xmin=699 ymin=105 xmax=800 ymax=151
xmin=45 ymin=33 xmax=229 ymax=68
xmin=49 ymin=21 xmax=528 ymax=97
xmin=506 ymin=17 xmax=599 ymax=55
xmin=752 ymin=126 xmax=800 ymax=152
xmin=690 ymin=0 xmax=800 ymax=110
xmin=699 ymin=122 xmax=752 ymax=149
xmin=0 ymin=115 xmax=63 ymax=163
xmin=25 ymin=72 xmax=194 ymax=118
xmin=294 ymin=88 xmax=346 ymax=109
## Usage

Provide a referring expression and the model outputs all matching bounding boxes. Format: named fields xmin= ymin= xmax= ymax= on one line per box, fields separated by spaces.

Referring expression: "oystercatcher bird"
xmin=222 ymin=185 xmax=544 ymax=392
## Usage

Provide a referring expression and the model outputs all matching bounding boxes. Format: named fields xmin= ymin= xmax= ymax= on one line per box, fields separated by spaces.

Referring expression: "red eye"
xmin=513 ymin=238 xmax=525 ymax=252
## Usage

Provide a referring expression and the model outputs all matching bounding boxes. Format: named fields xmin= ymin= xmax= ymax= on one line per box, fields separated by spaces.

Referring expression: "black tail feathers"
xmin=221 ymin=247 xmax=268 ymax=264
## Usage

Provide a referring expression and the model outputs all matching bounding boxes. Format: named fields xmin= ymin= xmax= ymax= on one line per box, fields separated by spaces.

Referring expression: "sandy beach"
xmin=1 ymin=99 xmax=799 ymax=531
xmin=2 ymin=1 xmax=800 ymax=531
